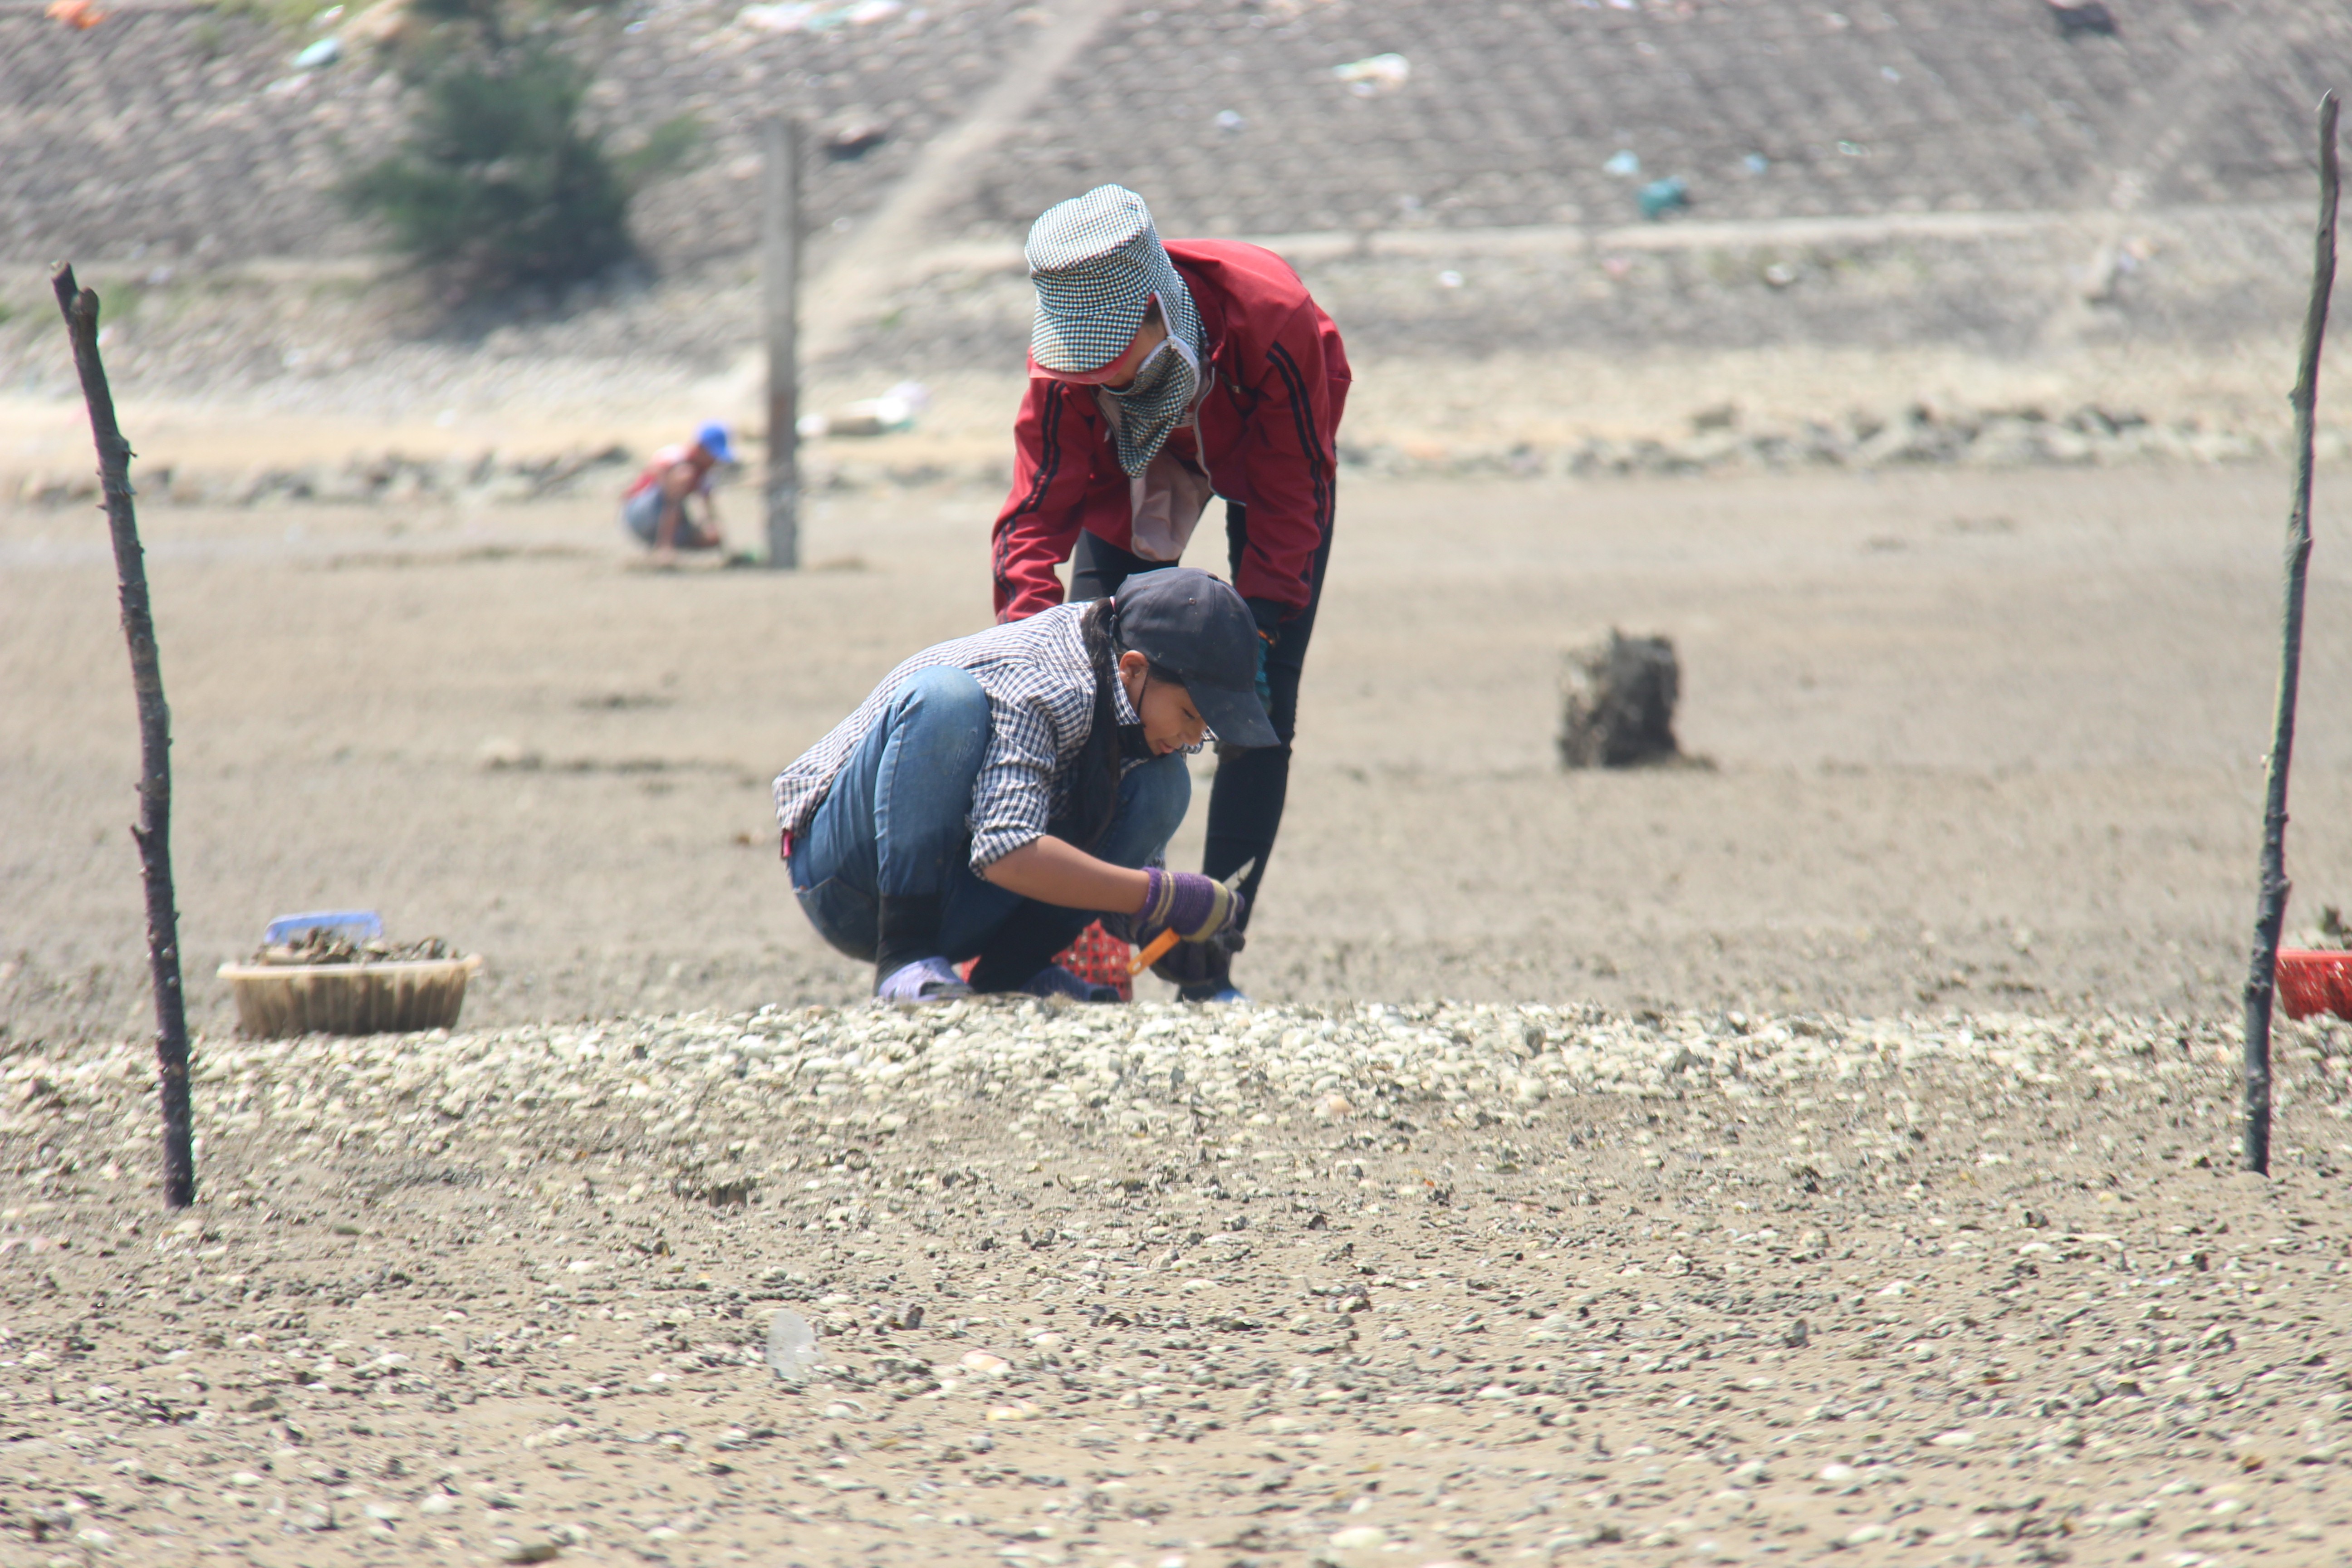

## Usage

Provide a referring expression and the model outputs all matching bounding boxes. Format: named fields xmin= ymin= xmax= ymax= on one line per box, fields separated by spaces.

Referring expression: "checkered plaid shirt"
xmin=772 ymin=603 xmax=1144 ymax=874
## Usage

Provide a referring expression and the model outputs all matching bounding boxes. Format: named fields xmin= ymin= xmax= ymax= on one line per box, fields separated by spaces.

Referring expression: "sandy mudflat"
xmin=10 ymin=462 xmax=2352 ymax=1040
xmin=8 ymin=457 xmax=2352 ymax=1561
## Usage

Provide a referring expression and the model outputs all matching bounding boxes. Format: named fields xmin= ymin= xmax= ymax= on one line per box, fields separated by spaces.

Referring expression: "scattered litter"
xmin=823 ymin=114 xmax=889 ymax=161
xmin=44 ymin=0 xmax=106 ymax=28
xmin=739 ymin=0 xmax=902 ymax=34
xmin=801 ymin=382 xmax=929 ymax=439
xmin=738 ymin=4 xmax=815 ymax=29
xmin=1603 ymin=148 xmax=1642 ymax=177
xmin=1837 ymin=140 xmax=1867 ymax=156
xmin=1637 ymin=176 xmax=1689 ymax=220
xmin=1332 ymin=53 xmax=1409 ymax=95
xmin=1763 ymin=261 xmax=1798 ymax=288
xmin=1743 ymin=152 xmax=1769 ymax=174
xmin=2048 ymin=0 xmax=2117 ymax=37
xmin=1880 ymin=64 xmax=1901 ymax=82
xmin=1436 ymin=270 xmax=1463 ymax=289
xmin=1214 ymin=109 xmax=1245 ymax=132
xmin=294 ymin=36 xmax=342 ymax=67
xmin=766 ymin=1310 xmax=821 ymax=1383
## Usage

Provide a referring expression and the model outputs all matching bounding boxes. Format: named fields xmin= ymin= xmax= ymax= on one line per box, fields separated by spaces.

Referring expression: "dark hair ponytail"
xmin=1052 ymin=599 xmax=1127 ymax=853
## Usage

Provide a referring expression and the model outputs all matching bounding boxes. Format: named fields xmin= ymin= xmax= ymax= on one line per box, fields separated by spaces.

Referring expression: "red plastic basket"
xmin=2275 ymin=949 xmax=2352 ymax=1021
xmin=956 ymin=921 xmax=1135 ymax=1001
xmin=1056 ymin=921 xmax=1136 ymax=1001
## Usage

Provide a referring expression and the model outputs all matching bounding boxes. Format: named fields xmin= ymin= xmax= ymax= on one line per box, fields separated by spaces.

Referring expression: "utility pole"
xmin=763 ymin=115 xmax=803 ymax=569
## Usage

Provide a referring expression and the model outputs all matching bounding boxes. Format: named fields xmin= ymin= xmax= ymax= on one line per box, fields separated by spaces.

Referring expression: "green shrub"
xmin=342 ymin=4 xmax=698 ymax=300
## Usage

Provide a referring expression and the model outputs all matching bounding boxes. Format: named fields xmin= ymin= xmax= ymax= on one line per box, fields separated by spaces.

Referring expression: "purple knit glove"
xmin=1136 ymin=867 xmax=1246 ymax=944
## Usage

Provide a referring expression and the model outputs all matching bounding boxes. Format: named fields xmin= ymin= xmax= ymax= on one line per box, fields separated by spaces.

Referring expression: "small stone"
xmin=418 ymin=1492 xmax=458 ymax=1515
xmin=497 ymin=1539 xmax=561 ymax=1563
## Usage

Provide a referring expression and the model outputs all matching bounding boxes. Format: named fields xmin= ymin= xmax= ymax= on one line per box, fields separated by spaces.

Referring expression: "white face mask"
xmin=1106 ymin=328 xmax=1199 ymax=401
xmin=1097 ymin=317 xmax=1207 ymax=477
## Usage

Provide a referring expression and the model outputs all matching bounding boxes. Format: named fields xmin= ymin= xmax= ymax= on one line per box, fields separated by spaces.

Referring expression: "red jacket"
xmin=991 ymin=239 xmax=1351 ymax=622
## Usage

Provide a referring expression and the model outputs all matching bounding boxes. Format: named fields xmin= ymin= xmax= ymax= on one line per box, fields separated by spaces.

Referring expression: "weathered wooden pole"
xmin=2242 ymin=92 xmax=2341 ymax=1177
xmin=763 ymin=115 xmax=803 ymax=570
xmin=49 ymin=263 xmax=196 ymax=1209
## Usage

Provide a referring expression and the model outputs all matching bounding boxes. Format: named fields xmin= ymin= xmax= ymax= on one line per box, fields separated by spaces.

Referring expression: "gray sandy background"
xmin=12 ymin=461 xmax=2352 ymax=1044
xmin=10 ymin=2 xmax=2352 ymax=1564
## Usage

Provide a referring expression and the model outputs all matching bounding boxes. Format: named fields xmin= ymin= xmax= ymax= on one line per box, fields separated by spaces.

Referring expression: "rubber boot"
xmin=874 ymin=894 xmax=947 ymax=990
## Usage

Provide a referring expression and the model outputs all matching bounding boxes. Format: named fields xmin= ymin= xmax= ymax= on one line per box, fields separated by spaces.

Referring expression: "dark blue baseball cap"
xmin=1112 ymin=568 xmax=1279 ymax=749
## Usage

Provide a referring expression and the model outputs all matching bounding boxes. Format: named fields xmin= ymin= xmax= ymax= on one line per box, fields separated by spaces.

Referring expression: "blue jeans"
xmin=789 ymin=666 xmax=1190 ymax=971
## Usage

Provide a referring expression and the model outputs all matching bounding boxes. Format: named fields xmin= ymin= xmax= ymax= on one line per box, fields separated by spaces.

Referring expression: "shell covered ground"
xmin=0 ymin=997 xmax=2349 ymax=1567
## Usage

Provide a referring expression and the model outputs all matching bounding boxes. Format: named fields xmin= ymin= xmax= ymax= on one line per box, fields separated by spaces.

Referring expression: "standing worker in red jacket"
xmin=991 ymin=185 xmax=1350 ymax=1004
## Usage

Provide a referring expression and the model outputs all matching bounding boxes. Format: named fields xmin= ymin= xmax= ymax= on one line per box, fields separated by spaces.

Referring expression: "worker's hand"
xmin=1134 ymin=867 xmax=1246 ymax=945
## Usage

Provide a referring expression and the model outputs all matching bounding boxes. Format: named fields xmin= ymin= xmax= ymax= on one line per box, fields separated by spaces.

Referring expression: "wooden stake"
xmin=2242 ymin=92 xmax=2341 ymax=1177
xmin=763 ymin=116 xmax=803 ymax=570
xmin=49 ymin=263 xmax=196 ymax=1209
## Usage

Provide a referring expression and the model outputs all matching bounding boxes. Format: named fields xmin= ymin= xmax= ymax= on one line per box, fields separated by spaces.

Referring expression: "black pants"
xmin=1068 ymin=502 xmax=1332 ymax=926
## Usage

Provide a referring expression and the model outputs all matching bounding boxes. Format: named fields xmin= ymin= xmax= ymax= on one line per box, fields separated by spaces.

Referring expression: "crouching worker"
xmin=772 ymin=568 xmax=1279 ymax=1003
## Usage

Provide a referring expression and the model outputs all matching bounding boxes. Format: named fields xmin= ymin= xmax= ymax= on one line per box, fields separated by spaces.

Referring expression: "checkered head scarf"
xmin=1026 ymin=185 xmax=1208 ymax=476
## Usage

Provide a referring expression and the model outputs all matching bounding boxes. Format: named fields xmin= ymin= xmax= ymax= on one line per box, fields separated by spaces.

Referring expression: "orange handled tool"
xmin=1128 ymin=858 xmax=1254 ymax=977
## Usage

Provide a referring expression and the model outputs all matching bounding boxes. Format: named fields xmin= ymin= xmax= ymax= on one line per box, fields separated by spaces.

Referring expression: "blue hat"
xmin=1112 ymin=568 xmax=1279 ymax=749
xmin=695 ymin=421 xmax=735 ymax=463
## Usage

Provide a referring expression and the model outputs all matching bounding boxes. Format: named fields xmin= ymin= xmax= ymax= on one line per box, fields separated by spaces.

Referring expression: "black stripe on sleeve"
xmin=995 ymin=381 xmax=1068 ymax=595
xmin=1264 ymin=339 xmax=1334 ymax=564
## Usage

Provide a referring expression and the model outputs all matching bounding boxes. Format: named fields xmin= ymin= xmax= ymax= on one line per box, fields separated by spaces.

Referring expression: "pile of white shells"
xmin=3 ymin=1001 xmax=2259 ymax=1160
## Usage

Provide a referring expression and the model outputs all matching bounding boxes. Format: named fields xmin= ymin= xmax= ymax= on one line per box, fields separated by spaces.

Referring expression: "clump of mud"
xmin=1559 ymin=629 xmax=1684 ymax=768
